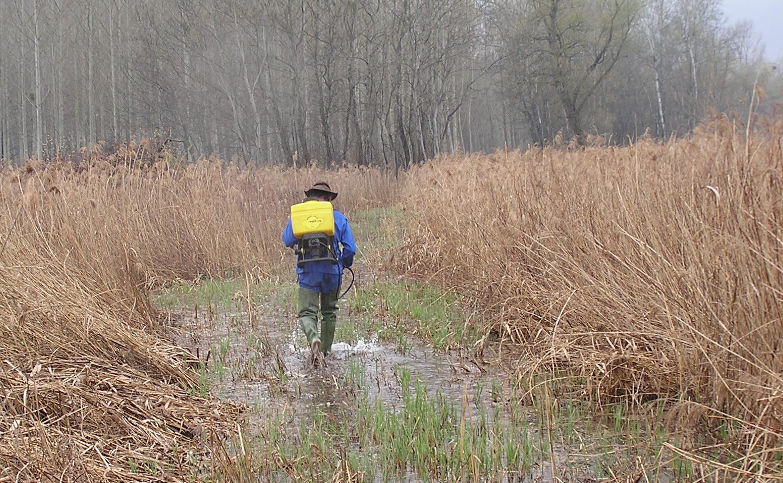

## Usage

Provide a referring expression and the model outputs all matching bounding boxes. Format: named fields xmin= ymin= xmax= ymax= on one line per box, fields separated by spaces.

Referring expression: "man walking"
xmin=282 ymin=182 xmax=356 ymax=367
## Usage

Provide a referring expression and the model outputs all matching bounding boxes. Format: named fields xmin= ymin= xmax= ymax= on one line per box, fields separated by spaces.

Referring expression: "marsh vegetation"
xmin=1 ymin=117 xmax=781 ymax=480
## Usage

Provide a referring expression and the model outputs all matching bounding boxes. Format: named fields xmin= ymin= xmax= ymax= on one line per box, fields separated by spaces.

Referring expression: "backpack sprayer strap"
xmin=293 ymin=233 xmax=353 ymax=299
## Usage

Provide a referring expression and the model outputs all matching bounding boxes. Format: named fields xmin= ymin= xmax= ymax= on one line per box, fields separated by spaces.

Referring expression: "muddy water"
xmin=167 ymin=295 xmax=590 ymax=481
xmin=169 ymin=299 xmax=511 ymax=421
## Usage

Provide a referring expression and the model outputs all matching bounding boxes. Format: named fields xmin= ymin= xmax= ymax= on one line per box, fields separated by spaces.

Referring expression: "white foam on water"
xmin=331 ymin=338 xmax=381 ymax=354
xmin=286 ymin=330 xmax=381 ymax=356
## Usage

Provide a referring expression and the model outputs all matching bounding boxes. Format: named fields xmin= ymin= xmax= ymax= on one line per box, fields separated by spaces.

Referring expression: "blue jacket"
xmin=282 ymin=209 xmax=356 ymax=293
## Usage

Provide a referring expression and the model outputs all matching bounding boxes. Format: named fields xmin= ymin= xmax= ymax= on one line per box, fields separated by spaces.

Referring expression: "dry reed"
xmin=395 ymin=115 xmax=783 ymax=476
xmin=0 ymin=145 xmax=397 ymax=480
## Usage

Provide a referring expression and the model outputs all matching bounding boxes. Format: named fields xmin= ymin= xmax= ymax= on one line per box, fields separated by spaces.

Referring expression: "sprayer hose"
xmin=339 ymin=266 xmax=355 ymax=300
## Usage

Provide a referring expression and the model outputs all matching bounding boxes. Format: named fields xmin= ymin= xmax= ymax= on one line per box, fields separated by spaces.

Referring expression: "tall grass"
xmin=6 ymin=147 xmax=397 ymax=282
xmin=0 ymin=146 xmax=397 ymax=480
xmin=4 ymin=121 xmax=781 ymax=477
xmin=395 ymin=116 xmax=783 ymax=475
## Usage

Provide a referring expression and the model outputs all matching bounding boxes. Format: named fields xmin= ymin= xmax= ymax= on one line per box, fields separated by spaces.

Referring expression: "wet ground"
xmin=168 ymin=291 xmax=513 ymax=423
xmin=161 ymin=279 xmax=655 ymax=481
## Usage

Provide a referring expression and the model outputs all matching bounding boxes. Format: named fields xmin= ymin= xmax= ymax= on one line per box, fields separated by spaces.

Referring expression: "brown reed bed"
xmin=394 ymin=116 xmax=783 ymax=476
xmin=0 ymin=147 xmax=398 ymax=480
xmin=5 ymin=144 xmax=397 ymax=283
xmin=0 ymin=211 xmax=238 ymax=481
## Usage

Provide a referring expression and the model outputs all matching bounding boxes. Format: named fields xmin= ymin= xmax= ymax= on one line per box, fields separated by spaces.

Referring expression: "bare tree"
xmin=536 ymin=0 xmax=638 ymax=142
xmin=0 ymin=0 xmax=774 ymax=163
xmin=643 ymin=0 xmax=670 ymax=137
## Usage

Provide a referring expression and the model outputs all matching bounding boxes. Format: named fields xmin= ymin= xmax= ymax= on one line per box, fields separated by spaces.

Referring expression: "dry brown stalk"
xmin=0 ymin=148 xmax=398 ymax=480
xmin=394 ymin=116 xmax=783 ymax=476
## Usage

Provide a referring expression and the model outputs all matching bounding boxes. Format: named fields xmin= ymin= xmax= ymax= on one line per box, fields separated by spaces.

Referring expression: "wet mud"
xmin=169 ymin=296 xmax=510 ymax=424
xmin=164 ymin=288 xmax=610 ymax=481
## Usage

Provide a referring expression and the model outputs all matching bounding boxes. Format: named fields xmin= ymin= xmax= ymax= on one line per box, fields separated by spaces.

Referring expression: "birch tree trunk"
xmin=109 ymin=1 xmax=118 ymax=143
xmin=55 ymin=0 xmax=64 ymax=153
xmin=234 ymin=7 xmax=263 ymax=164
xmin=33 ymin=0 xmax=42 ymax=160
xmin=263 ymin=26 xmax=292 ymax=165
xmin=182 ymin=42 xmax=191 ymax=161
xmin=87 ymin=1 xmax=95 ymax=145
xmin=0 ymin=23 xmax=6 ymax=159
xmin=125 ymin=0 xmax=133 ymax=143
xmin=645 ymin=0 xmax=668 ymax=138
xmin=18 ymin=26 xmax=28 ymax=160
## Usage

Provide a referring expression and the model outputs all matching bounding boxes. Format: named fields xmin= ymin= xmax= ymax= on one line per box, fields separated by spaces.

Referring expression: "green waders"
xmin=297 ymin=286 xmax=339 ymax=355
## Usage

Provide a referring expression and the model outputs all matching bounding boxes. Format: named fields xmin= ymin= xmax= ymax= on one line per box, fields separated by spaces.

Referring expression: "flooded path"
xmin=168 ymin=290 xmax=512 ymax=424
xmin=161 ymin=279 xmax=637 ymax=481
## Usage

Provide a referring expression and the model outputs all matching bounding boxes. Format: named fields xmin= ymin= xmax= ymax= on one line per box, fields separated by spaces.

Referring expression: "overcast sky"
xmin=720 ymin=0 xmax=783 ymax=62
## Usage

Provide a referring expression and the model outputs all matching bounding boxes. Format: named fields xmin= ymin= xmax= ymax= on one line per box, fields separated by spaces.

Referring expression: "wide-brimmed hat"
xmin=305 ymin=181 xmax=338 ymax=201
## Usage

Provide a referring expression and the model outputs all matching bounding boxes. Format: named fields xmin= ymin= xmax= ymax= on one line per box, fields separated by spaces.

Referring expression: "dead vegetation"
xmin=3 ymin=116 xmax=781 ymax=477
xmin=395 ymin=116 xmax=783 ymax=476
xmin=0 ymin=151 xmax=396 ymax=480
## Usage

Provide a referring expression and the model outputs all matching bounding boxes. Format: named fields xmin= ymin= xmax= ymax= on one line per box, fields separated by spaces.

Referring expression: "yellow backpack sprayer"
xmin=290 ymin=199 xmax=337 ymax=266
xmin=290 ymin=198 xmax=354 ymax=297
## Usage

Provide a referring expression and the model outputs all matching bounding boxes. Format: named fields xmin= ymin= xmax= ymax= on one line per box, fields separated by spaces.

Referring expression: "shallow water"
xmin=170 ymin=301 xmax=510 ymax=422
xmin=165 ymin=293 xmax=629 ymax=481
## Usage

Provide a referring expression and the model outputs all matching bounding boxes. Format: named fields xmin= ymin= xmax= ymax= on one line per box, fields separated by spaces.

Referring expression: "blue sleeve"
xmin=282 ymin=218 xmax=297 ymax=248
xmin=337 ymin=214 xmax=356 ymax=268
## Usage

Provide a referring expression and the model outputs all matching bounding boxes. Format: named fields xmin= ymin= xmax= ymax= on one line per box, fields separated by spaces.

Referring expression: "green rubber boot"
xmin=319 ymin=288 xmax=339 ymax=355
xmin=297 ymin=286 xmax=320 ymax=345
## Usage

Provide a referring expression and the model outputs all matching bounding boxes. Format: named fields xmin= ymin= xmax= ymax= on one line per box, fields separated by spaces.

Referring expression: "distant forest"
xmin=1 ymin=0 xmax=780 ymax=168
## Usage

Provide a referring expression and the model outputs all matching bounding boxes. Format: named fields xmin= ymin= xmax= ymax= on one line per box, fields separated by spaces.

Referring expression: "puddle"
xmin=163 ymin=292 xmax=634 ymax=481
xmin=168 ymin=302 xmax=510 ymax=421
